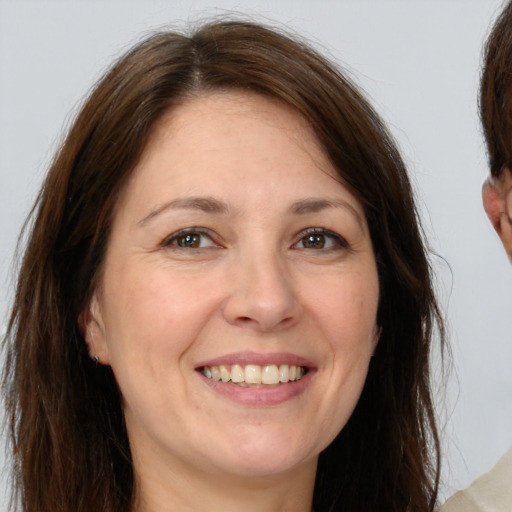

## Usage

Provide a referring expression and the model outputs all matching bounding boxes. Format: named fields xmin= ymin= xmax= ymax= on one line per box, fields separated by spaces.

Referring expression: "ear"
xmin=78 ymin=292 xmax=111 ymax=365
xmin=482 ymin=168 xmax=512 ymax=259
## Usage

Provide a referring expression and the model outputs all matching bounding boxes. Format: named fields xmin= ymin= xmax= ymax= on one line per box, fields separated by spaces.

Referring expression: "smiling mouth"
xmin=199 ymin=364 xmax=307 ymax=387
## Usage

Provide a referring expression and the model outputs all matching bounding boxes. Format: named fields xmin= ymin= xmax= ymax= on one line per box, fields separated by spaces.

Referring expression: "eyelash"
xmin=161 ymin=227 xmax=349 ymax=251
xmin=161 ymin=228 xmax=220 ymax=249
xmin=293 ymin=228 xmax=349 ymax=251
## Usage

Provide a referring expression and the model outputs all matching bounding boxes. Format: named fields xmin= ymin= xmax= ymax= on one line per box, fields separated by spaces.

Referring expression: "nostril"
xmin=233 ymin=314 xmax=297 ymax=332
xmin=236 ymin=316 xmax=255 ymax=326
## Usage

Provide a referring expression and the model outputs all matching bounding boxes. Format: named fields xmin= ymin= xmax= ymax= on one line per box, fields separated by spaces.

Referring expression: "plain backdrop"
xmin=1 ymin=0 xmax=511 ymax=508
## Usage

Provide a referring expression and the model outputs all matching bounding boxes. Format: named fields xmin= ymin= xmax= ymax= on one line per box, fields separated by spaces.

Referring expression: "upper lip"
xmin=195 ymin=351 xmax=314 ymax=369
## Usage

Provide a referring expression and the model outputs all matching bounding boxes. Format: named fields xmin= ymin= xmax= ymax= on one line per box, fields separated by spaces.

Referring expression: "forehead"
xmin=148 ymin=91 xmax=321 ymax=159
xmin=116 ymin=91 xmax=363 ymax=219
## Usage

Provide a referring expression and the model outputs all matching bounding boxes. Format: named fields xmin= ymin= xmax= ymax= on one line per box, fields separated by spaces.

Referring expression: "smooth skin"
xmin=83 ymin=92 xmax=380 ymax=512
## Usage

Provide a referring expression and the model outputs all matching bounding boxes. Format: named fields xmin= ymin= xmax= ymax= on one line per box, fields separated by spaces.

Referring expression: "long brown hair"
xmin=3 ymin=20 xmax=444 ymax=512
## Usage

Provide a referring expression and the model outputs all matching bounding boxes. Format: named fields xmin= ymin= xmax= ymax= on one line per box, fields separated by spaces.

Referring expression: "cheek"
xmin=98 ymin=267 xmax=225 ymax=424
xmin=99 ymin=264 xmax=222 ymax=367
xmin=306 ymin=268 xmax=379 ymax=421
xmin=312 ymin=276 xmax=378 ymax=441
xmin=310 ymin=271 xmax=379 ymax=354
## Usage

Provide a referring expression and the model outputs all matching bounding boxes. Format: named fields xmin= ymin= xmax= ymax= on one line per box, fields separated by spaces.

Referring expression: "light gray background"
xmin=1 ymin=0 xmax=511 ymax=508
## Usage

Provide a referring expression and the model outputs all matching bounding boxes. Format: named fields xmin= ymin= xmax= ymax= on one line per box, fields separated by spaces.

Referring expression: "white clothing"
xmin=441 ymin=448 xmax=512 ymax=512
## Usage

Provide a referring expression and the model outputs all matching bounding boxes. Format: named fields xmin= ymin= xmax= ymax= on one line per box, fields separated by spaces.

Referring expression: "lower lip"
xmin=198 ymin=371 xmax=314 ymax=406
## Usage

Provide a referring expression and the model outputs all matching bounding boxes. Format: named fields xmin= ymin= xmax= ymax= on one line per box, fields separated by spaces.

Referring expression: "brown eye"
xmin=163 ymin=229 xmax=218 ymax=249
xmin=302 ymin=234 xmax=326 ymax=249
xmin=176 ymin=234 xmax=201 ymax=248
xmin=294 ymin=228 xmax=349 ymax=251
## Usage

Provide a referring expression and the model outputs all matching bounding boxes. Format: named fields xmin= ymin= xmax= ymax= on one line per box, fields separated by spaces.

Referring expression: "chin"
xmin=215 ymin=453 xmax=314 ymax=479
xmin=202 ymin=429 xmax=321 ymax=479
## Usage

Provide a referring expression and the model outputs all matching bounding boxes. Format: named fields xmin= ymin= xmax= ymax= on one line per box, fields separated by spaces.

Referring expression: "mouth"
xmin=195 ymin=354 xmax=314 ymax=405
xmin=198 ymin=364 xmax=307 ymax=387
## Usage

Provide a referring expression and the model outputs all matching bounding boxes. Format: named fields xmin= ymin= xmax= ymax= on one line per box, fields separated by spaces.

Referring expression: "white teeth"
xmin=219 ymin=365 xmax=230 ymax=382
xmin=231 ymin=364 xmax=244 ymax=383
xmin=261 ymin=364 xmax=279 ymax=385
xmin=279 ymin=364 xmax=289 ymax=383
xmin=201 ymin=364 xmax=306 ymax=385
xmin=244 ymin=364 xmax=261 ymax=384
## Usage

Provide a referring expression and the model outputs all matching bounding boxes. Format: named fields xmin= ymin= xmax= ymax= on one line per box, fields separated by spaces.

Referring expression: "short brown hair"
xmin=3 ymin=20 xmax=444 ymax=512
xmin=480 ymin=1 xmax=512 ymax=177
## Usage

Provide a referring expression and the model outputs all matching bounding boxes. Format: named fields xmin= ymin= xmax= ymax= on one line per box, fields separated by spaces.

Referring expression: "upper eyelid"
xmin=161 ymin=228 xmax=217 ymax=247
xmin=293 ymin=227 xmax=349 ymax=248
xmin=297 ymin=227 xmax=341 ymax=236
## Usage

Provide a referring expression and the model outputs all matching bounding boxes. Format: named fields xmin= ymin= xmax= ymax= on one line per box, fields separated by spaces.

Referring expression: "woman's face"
xmin=84 ymin=92 xmax=380 ymax=481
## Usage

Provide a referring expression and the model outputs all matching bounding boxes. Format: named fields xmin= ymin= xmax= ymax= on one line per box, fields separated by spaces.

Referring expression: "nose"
xmin=222 ymin=251 xmax=302 ymax=333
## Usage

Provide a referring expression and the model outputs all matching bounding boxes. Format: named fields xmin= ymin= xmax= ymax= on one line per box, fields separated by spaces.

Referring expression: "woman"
xmin=2 ymin=20 xmax=444 ymax=512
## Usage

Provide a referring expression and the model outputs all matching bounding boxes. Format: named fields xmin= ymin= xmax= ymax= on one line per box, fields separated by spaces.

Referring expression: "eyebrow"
xmin=289 ymin=198 xmax=365 ymax=229
xmin=138 ymin=197 xmax=230 ymax=226
xmin=138 ymin=196 xmax=365 ymax=229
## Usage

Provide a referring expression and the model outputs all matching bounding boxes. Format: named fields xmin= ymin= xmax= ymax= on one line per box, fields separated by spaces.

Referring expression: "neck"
xmin=131 ymin=450 xmax=317 ymax=512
